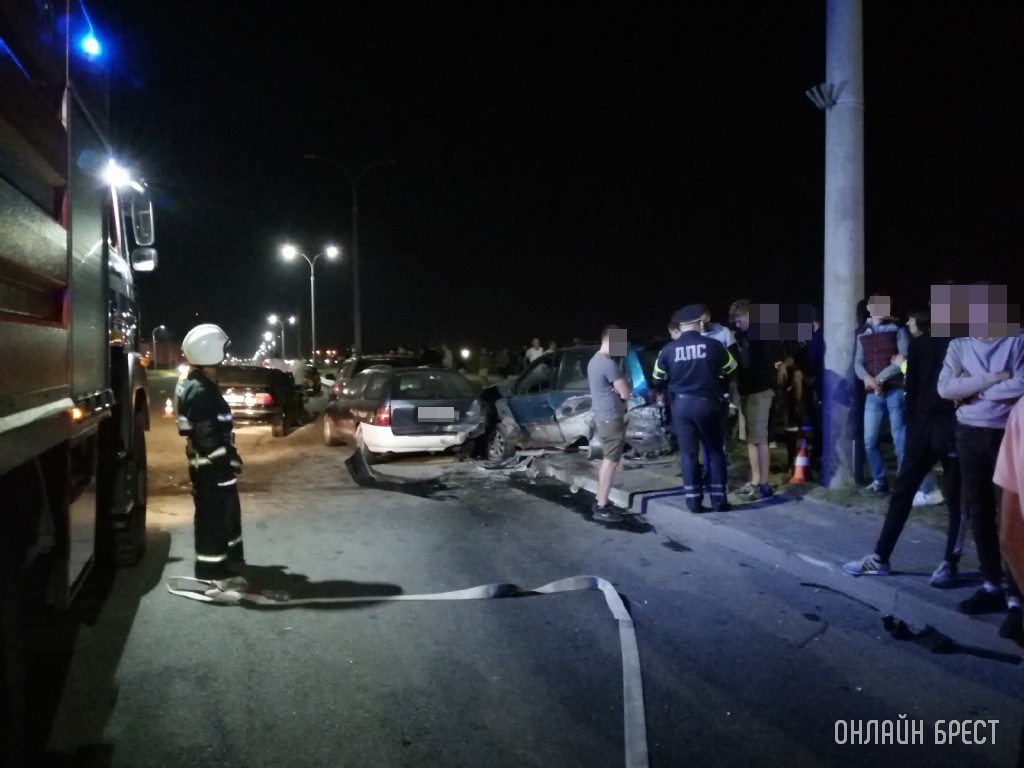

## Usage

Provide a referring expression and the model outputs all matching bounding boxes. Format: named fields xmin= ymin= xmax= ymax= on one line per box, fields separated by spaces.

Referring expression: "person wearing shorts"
xmin=730 ymin=299 xmax=785 ymax=500
xmin=587 ymin=325 xmax=632 ymax=523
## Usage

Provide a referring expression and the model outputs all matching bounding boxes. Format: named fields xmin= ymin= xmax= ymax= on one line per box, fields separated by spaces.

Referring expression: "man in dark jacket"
xmin=844 ymin=330 xmax=963 ymax=587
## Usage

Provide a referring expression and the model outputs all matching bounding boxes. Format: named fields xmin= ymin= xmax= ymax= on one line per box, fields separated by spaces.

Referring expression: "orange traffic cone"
xmin=164 ymin=398 xmax=174 ymax=418
xmin=788 ymin=439 xmax=810 ymax=484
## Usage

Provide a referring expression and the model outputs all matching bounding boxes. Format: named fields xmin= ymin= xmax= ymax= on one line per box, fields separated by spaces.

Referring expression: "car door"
xmin=506 ymin=353 xmax=564 ymax=445
xmin=549 ymin=347 xmax=598 ymax=443
xmin=352 ymin=371 xmax=391 ymax=431
xmin=332 ymin=370 xmax=372 ymax=440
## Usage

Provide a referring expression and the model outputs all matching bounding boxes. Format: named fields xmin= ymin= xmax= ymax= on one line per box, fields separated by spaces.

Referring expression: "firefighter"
xmin=176 ymin=324 xmax=244 ymax=579
xmin=653 ymin=304 xmax=738 ymax=512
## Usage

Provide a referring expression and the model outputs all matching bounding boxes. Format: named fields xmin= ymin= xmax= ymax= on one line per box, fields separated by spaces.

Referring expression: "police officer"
xmin=653 ymin=304 xmax=738 ymax=512
xmin=176 ymin=324 xmax=244 ymax=579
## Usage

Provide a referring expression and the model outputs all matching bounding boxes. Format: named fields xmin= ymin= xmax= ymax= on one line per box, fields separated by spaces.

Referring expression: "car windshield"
xmin=215 ymin=367 xmax=275 ymax=387
xmin=392 ymin=370 xmax=476 ymax=400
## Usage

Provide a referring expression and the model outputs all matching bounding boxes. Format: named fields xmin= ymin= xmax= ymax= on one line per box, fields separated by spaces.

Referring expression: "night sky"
xmin=91 ymin=2 xmax=1023 ymax=356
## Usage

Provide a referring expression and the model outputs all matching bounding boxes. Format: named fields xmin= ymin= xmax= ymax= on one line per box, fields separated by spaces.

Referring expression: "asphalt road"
xmin=26 ymin=379 xmax=1024 ymax=767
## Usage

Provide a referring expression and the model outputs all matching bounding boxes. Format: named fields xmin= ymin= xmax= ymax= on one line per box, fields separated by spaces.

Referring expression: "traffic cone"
xmin=788 ymin=438 xmax=810 ymax=484
xmin=164 ymin=398 xmax=174 ymax=418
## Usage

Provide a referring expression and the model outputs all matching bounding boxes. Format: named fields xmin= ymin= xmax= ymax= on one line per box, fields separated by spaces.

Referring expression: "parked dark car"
xmin=323 ymin=366 xmax=487 ymax=462
xmin=212 ymin=365 xmax=303 ymax=437
xmin=482 ymin=341 xmax=673 ymax=460
xmin=328 ymin=354 xmax=426 ymax=400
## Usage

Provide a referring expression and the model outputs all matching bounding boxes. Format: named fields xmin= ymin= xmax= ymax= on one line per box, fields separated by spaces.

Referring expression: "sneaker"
xmin=929 ymin=560 xmax=958 ymax=588
xmin=737 ymin=482 xmax=758 ymax=498
xmin=958 ymin=588 xmax=1007 ymax=615
xmin=861 ymin=480 xmax=889 ymax=495
xmin=999 ymin=606 xmax=1024 ymax=642
xmin=592 ymin=505 xmax=625 ymax=523
xmin=756 ymin=483 xmax=774 ymax=499
xmin=913 ymin=490 xmax=945 ymax=507
xmin=843 ymin=554 xmax=890 ymax=576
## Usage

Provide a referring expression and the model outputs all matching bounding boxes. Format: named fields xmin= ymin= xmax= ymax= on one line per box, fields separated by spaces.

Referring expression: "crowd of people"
xmin=578 ymin=284 xmax=1024 ymax=643
xmin=585 ymin=285 xmax=1024 ymax=645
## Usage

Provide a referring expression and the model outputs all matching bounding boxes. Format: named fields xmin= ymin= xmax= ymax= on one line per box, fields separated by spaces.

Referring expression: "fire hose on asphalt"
xmin=167 ymin=573 xmax=649 ymax=768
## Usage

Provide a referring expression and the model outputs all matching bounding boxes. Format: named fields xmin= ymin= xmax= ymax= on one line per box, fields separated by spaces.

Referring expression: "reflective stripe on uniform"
xmin=196 ymin=553 xmax=227 ymax=563
xmin=722 ymin=350 xmax=738 ymax=375
xmin=217 ymin=478 xmax=237 ymax=487
xmin=177 ymin=416 xmax=192 ymax=431
xmin=208 ymin=446 xmax=228 ymax=458
xmin=217 ymin=413 xmax=233 ymax=422
xmin=653 ymin=362 xmax=668 ymax=380
xmin=189 ymin=457 xmax=213 ymax=467
xmin=228 ymin=536 xmax=243 ymax=547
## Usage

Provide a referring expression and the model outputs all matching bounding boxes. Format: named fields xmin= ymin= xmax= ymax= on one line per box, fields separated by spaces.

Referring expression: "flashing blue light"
xmin=80 ymin=34 xmax=101 ymax=57
xmin=0 ymin=36 xmax=30 ymax=78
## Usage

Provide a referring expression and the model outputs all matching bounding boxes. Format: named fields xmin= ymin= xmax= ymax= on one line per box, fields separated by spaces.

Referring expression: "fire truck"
xmin=1 ymin=2 xmax=157 ymax=760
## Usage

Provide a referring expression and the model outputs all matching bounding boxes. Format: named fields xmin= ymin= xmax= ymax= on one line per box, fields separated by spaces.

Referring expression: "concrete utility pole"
xmin=807 ymin=0 xmax=865 ymax=488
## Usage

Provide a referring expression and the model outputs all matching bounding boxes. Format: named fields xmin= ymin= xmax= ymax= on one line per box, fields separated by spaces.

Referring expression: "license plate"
xmin=418 ymin=406 xmax=457 ymax=423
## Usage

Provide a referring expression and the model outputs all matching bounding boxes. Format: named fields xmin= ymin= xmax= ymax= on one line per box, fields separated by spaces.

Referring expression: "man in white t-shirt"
xmin=524 ymin=338 xmax=545 ymax=365
xmin=995 ymin=396 xmax=1024 ymax=644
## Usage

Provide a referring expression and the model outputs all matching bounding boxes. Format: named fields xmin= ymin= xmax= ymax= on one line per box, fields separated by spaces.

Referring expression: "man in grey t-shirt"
xmin=588 ymin=325 xmax=632 ymax=522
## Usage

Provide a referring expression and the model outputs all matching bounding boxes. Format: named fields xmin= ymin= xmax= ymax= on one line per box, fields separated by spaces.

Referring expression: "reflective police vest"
xmin=653 ymin=331 xmax=737 ymax=399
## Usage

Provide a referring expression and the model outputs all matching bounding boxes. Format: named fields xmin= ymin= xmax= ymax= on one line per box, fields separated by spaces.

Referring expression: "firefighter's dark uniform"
xmin=175 ymin=368 xmax=244 ymax=578
xmin=654 ymin=308 xmax=738 ymax=512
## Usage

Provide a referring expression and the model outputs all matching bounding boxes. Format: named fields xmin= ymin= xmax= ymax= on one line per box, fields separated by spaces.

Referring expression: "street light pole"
xmin=267 ymin=315 xmax=286 ymax=358
xmin=304 ymin=155 xmax=395 ymax=355
xmin=309 ymin=265 xmax=317 ymax=362
xmin=151 ymin=324 xmax=165 ymax=369
xmin=281 ymin=245 xmax=339 ymax=364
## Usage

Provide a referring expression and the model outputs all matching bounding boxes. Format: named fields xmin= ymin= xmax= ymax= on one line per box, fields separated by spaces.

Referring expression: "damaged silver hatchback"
xmin=481 ymin=342 xmax=674 ymax=461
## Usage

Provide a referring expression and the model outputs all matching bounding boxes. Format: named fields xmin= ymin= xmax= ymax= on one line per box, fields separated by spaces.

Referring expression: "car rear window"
xmin=215 ymin=367 xmax=273 ymax=387
xmin=392 ymin=370 xmax=476 ymax=400
xmin=353 ymin=357 xmax=422 ymax=375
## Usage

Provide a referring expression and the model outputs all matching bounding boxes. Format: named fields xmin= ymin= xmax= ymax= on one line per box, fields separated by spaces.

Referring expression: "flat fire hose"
xmin=168 ymin=574 xmax=649 ymax=768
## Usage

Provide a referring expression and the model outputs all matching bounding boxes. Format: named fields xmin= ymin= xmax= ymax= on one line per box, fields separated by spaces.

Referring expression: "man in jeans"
xmin=587 ymin=325 xmax=632 ymax=523
xmin=855 ymin=295 xmax=910 ymax=493
xmin=936 ymin=285 xmax=1024 ymax=635
xmin=843 ymin=328 xmax=964 ymax=586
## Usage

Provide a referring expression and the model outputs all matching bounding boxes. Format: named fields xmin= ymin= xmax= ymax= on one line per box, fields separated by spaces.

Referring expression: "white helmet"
xmin=182 ymin=324 xmax=230 ymax=366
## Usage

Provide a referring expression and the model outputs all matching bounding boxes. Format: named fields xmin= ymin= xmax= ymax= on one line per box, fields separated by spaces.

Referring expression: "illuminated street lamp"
xmin=281 ymin=244 xmax=339 ymax=362
xmin=460 ymin=348 xmax=471 ymax=360
xmin=267 ymin=314 xmax=293 ymax=358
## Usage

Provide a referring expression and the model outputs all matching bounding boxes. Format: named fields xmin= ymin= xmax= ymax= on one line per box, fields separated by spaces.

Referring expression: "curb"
xmin=534 ymin=458 xmax=1023 ymax=659
xmin=535 ymin=457 xmax=682 ymax=514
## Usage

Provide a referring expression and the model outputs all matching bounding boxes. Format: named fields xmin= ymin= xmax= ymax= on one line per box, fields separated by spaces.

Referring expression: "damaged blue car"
xmin=481 ymin=341 xmax=673 ymax=461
